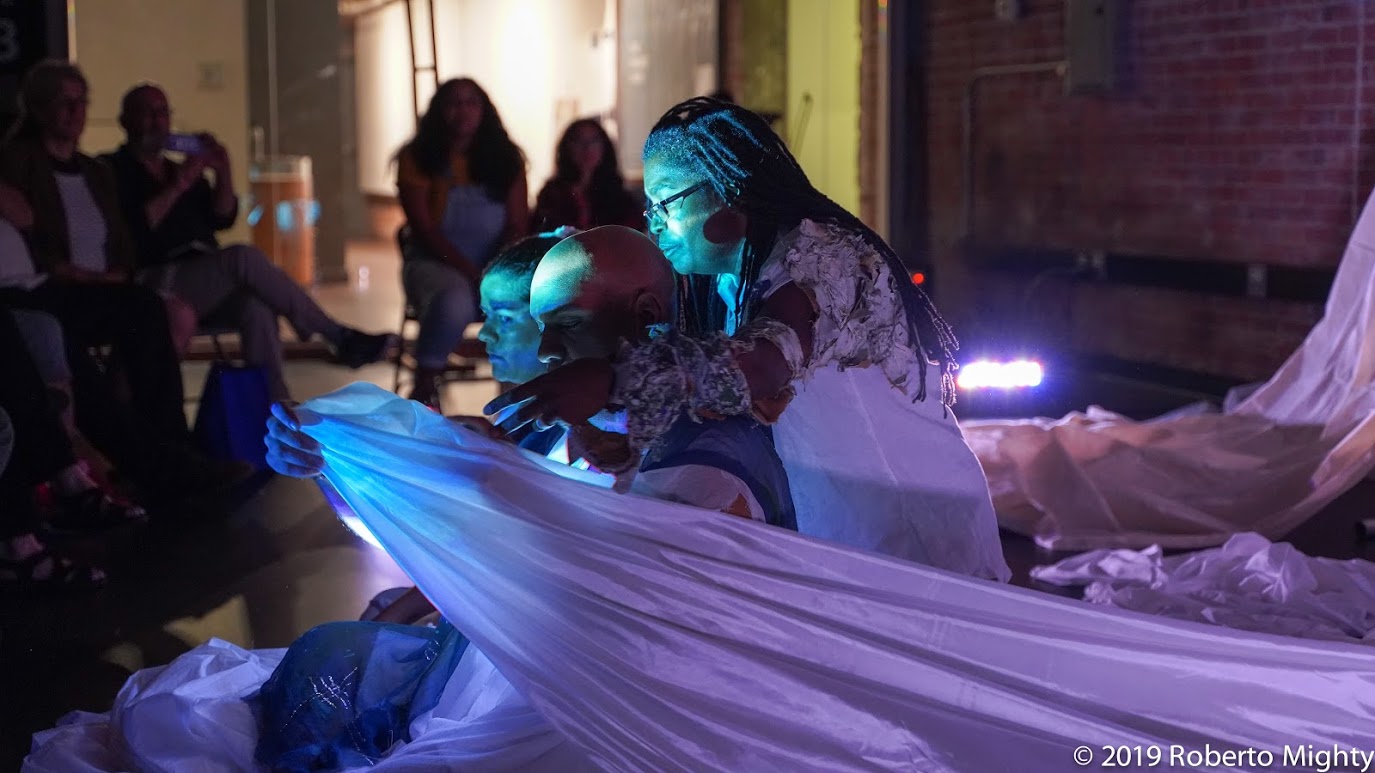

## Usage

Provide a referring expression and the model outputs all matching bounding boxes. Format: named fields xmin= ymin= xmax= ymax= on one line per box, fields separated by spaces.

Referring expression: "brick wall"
xmin=926 ymin=0 xmax=1366 ymax=381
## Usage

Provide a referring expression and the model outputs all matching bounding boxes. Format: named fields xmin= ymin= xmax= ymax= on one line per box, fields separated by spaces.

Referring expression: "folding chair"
xmin=390 ymin=226 xmax=490 ymax=411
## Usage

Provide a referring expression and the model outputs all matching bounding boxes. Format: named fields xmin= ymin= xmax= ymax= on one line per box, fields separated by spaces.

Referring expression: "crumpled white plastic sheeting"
xmin=1034 ymin=528 xmax=1375 ymax=643
xmin=172 ymin=386 xmax=1375 ymax=769
xmin=23 ymin=636 xmax=588 ymax=773
xmin=1032 ymin=533 xmax=1375 ymax=645
xmin=23 ymin=640 xmax=284 ymax=773
xmin=28 ymin=386 xmax=1375 ymax=771
xmin=963 ymin=190 xmax=1375 ymax=551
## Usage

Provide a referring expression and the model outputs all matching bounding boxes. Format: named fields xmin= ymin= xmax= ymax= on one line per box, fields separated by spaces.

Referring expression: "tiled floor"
xmin=1 ymin=241 xmax=1371 ymax=769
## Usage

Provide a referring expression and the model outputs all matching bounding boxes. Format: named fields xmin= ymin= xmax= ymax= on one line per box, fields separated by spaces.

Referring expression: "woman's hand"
xmin=265 ymin=401 xmax=325 ymax=478
xmin=483 ymin=358 xmax=615 ymax=434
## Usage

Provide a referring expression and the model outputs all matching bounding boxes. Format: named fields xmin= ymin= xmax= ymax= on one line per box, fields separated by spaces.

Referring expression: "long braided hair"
xmin=642 ymin=97 xmax=960 ymax=405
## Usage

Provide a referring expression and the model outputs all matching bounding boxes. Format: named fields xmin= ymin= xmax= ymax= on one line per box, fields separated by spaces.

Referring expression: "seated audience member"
xmin=8 ymin=306 xmax=117 ymax=486
xmin=0 ymin=63 xmax=249 ymax=508
xmin=530 ymin=119 xmax=644 ymax=233
xmin=0 ymin=308 xmax=143 ymax=591
xmin=0 ymin=179 xmax=107 ymax=468
xmin=0 ymin=61 xmax=188 ymax=442
xmin=395 ymin=78 xmax=530 ymax=407
xmin=0 ymin=171 xmax=119 ymax=487
xmin=0 ymin=240 xmax=242 ymax=511
xmin=101 ymin=84 xmax=398 ymax=402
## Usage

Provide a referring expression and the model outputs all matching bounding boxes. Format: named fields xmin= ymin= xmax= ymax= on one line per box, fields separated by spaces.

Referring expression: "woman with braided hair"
xmin=488 ymin=97 xmax=1008 ymax=580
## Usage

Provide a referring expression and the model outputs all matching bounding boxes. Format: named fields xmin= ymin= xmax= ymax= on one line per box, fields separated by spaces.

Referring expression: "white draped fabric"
xmin=963 ymin=191 xmax=1375 ymax=551
xmin=1033 ymin=532 xmax=1375 ymax=644
xmin=28 ymin=385 xmax=1375 ymax=771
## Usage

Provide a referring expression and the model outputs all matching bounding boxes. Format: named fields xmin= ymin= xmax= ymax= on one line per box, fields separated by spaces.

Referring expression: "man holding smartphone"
xmin=100 ymin=84 xmax=397 ymax=401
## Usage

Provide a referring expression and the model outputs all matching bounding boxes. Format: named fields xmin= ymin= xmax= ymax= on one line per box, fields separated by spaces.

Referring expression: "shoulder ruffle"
xmin=768 ymin=219 xmax=927 ymax=396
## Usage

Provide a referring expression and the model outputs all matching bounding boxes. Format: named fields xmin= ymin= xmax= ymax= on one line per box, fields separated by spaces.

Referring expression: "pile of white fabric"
xmin=963 ymin=191 xmax=1375 ymax=550
xmin=27 ymin=385 xmax=1375 ymax=771
xmin=1034 ymin=532 xmax=1375 ymax=644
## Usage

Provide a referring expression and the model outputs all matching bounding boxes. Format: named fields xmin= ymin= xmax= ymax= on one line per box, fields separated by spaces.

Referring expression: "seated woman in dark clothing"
xmin=531 ymin=119 xmax=644 ymax=233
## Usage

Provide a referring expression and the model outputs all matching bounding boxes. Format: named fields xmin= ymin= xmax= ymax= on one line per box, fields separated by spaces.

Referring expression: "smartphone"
xmin=165 ymin=133 xmax=203 ymax=155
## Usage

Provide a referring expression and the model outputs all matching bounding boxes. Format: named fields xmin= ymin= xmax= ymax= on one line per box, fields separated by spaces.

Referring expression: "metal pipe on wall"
xmin=266 ymin=0 xmax=279 ymax=156
xmin=403 ymin=0 xmax=419 ymax=121
xmin=401 ymin=0 xmax=439 ymax=124
xmin=425 ymin=0 xmax=438 ymax=91
xmin=960 ymin=60 xmax=1066 ymax=238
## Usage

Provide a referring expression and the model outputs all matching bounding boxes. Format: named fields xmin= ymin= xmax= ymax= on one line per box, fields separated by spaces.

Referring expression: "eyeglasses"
xmin=644 ymin=181 xmax=708 ymax=225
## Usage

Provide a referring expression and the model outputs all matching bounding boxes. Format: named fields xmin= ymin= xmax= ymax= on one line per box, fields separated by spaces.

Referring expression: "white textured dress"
xmin=737 ymin=220 xmax=1009 ymax=580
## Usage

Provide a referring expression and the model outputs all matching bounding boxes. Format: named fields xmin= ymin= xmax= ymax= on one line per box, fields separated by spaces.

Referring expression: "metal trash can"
xmin=248 ymin=155 xmax=319 ymax=288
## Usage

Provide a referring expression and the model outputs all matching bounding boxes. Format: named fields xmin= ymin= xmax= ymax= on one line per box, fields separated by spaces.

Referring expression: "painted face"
xmin=642 ymin=150 xmax=742 ymax=276
xmin=442 ymin=82 xmax=485 ymax=140
xmin=122 ymin=87 xmax=171 ymax=153
xmin=568 ymin=124 xmax=605 ymax=179
xmin=43 ymin=78 xmax=88 ymax=144
xmin=477 ymin=271 xmax=547 ymax=384
xmin=528 ymin=258 xmax=639 ymax=366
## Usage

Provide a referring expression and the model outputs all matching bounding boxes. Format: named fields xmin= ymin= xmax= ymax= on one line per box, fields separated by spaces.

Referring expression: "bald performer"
xmin=513 ymin=226 xmax=796 ymax=527
xmin=528 ymin=225 xmax=679 ymax=362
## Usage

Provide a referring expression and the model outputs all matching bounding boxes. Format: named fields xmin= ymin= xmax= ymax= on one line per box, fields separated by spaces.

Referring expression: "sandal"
xmin=46 ymin=488 xmax=149 ymax=534
xmin=0 ymin=542 xmax=107 ymax=591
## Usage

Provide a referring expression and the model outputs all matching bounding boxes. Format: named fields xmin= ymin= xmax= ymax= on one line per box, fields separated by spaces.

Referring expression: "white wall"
xmin=617 ymin=0 xmax=717 ymax=181
xmin=354 ymin=0 xmax=617 ymax=198
xmin=786 ymin=0 xmax=860 ymax=216
xmin=71 ymin=0 xmax=250 ymax=242
xmin=354 ymin=2 xmax=415 ymax=197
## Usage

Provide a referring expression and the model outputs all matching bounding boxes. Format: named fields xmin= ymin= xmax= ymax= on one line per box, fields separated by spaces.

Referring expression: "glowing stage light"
xmin=318 ymin=477 xmax=386 ymax=550
xmin=339 ymin=513 xmax=385 ymax=550
xmin=910 ymin=271 xmax=926 ymax=285
xmin=956 ymin=359 xmax=1044 ymax=390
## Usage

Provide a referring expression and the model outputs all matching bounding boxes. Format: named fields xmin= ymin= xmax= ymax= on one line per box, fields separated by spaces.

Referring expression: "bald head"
xmin=534 ymin=226 xmax=675 ymax=309
xmin=119 ymin=83 xmax=171 ymax=154
xmin=530 ymin=226 xmax=678 ymax=364
xmin=120 ymin=84 xmax=163 ymax=118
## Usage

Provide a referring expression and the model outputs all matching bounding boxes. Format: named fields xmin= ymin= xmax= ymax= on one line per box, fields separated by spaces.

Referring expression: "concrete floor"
xmin=1 ymin=241 xmax=1371 ymax=768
